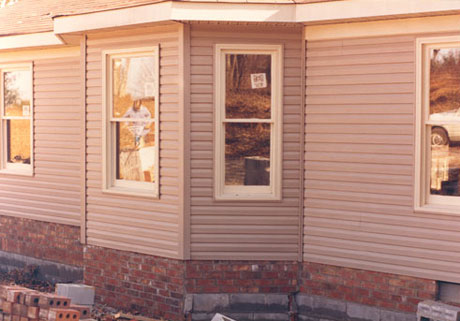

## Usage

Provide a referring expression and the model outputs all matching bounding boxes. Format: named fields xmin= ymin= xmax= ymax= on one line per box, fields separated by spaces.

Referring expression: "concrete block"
xmin=211 ymin=314 xmax=238 ymax=321
xmin=380 ymin=310 xmax=416 ymax=321
xmin=229 ymin=294 xmax=265 ymax=312
xmin=193 ymin=294 xmax=229 ymax=313
xmin=347 ymin=302 xmax=379 ymax=321
xmin=253 ymin=313 xmax=288 ymax=321
xmin=191 ymin=313 xmax=213 ymax=321
xmin=184 ymin=294 xmax=193 ymax=314
xmin=222 ymin=313 xmax=253 ymax=321
xmin=296 ymin=294 xmax=314 ymax=314
xmin=264 ymin=295 xmax=289 ymax=313
xmin=56 ymin=284 xmax=95 ymax=306
xmin=312 ymin=295 xmax=347 ymax=320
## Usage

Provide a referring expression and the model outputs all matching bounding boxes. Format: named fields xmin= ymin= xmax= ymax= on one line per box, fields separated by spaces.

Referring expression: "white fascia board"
xmin=52 ymin=0 xmax=460 ymax=35
xmin=170 ymin=2 xmax=296 ymax=23
xmin=296 ymin=0 xmax=460 ymax=23
xmin=0 ymin=32 xmax=64 ymax=50
xmin=54 ymin=2 xmax=173 ymax=34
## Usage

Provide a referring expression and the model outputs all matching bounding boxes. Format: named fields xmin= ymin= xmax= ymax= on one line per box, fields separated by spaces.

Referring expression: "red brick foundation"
xmin=301 ymin=262 xmax=437 ymax=313
xmin=0 ymin=216 xmax=83 ymax=267
xmin=185 ymin=260 xmax=298 ymax=294
xmin=84 ymin=246 xmax=185 ymax=321
xmin=84 ymin=251 xmax=439 ymax=320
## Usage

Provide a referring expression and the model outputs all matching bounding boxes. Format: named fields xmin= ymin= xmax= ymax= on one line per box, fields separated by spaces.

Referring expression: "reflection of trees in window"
xmin=223 ymin=54 xmax=272 ymax=186
xmin=4 ymin=72 xmax=19 ymax=107
xmin=430 ymin=48 xmax=460 ymax=114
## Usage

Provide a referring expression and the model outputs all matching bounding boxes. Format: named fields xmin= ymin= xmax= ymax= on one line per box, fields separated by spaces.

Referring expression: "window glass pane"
xmin=225 ymin=54 xmax=271 ymax=119
xmin=7 ymin=119 xmax=30 ymax=164
xmin=429 ymin=48 xmax=460 ymax=119
xmin=430 ymin=125 xmax=460 ymax=196
xmin=112 ymin=56 xmax=155 ymax=119
xmin=225 ymin=123 xmax=270 ymax=186
xmin=4 ymin=70 xmax=31 ymax=117
xmin=116 ymin=120 xmax=155 ymax=183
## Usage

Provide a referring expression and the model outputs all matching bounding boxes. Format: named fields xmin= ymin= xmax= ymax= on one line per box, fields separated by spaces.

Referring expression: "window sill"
xmin=215 ymin=192 xmax=282 ymax=202
xmin=102 ymin=187 xmax=159 ymax=199
xmin=0 ymin=168 xmax=33 ymax=177
xmin=415 ymin=204 xmax=460 ymax=217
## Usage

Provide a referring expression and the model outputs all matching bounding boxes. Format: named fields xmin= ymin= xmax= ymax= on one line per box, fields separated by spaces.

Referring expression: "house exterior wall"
xmin=84 ymin=23 xmax=184 ymax=259
xmin=189 ymin=23 xmax=304 ymax=260
xmin=303 ymin=31 xmax=460 ymax=284
xmin=0 ymin=48 xmax=82 ymax=226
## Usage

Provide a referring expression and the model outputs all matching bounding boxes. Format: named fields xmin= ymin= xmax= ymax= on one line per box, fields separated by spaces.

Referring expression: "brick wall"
xmin=185 ymin=261 xmax=298 ymax=294
xmin=84 ymin=246 xmax=185 ymax=321
xmin=0 ymin=216 xmax=83 ymax=267
xmin=301 ymin=262 xmax=437 ymax=313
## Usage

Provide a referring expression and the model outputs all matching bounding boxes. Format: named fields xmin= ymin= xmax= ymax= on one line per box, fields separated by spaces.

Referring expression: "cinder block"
xmin=56 ymin=285 xmax=94 ymax=306
xmin=347 ymin=302 xmax=379 ymax=321
xmin=69 ymin=306 xmax=90 ymax=320
xmin=193 ymin=294 xmax=229 ymax=313
xmin=48 ymin=309 xmax=80 ymax=321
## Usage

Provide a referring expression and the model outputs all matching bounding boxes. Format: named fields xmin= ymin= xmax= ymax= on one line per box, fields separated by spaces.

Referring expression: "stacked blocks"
xmin=0 ymin=286 xmax=91 ymax=321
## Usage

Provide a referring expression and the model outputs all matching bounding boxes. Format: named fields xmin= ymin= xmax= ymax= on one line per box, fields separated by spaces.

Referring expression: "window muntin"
xmin=0 ymin=65 xmax=33 ymax=174
xmin=104 ymin=48 xmax=159 ymax=196
xmin=215 ymin=45 xmax=282 ymax=200
xmin=417 ymin=37 xmax=460 ymax=210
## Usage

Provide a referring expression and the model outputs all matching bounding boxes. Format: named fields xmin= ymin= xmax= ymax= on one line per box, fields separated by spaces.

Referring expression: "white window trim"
xmin=415 ymin=35 xmax=460 ymax=215
xmin=102 ymin=46 xmax=160 ymax=198
xmin=0 ymin=63 xmax=33 ymax=176
xmin=214 ymin=44 xmax=283 ymax=201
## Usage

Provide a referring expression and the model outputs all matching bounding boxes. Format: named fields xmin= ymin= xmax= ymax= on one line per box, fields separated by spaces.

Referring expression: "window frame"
xmin=102 ymin=46 xmax=160 ymax=198
xmin=214 ymin=44 xmax=283 ymax=201
xmin=0 ymin=63 xmax=33 ymax=176
xmin=415 ymin=36 xmax=460 ymax=214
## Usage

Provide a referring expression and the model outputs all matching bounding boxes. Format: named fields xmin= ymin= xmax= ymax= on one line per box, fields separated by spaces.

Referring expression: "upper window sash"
xmin=214 ymin=44 xmax=283 ymax=201
xmin=102 ymin=46 xmax=160 ymax=198
xmin=415 ymin=36 xmax=460 ymax=213
xmin=0 ymin=63 xmax=33 ymax=176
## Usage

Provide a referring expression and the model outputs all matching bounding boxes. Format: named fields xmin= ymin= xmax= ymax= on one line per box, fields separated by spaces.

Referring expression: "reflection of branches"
xmin=4 ymin=73 xmax=19 ymax=106
xmin=430 ymin=49 xmax=460 ymax=113
xmin=226 ymin=54 xmax=271 ymax=91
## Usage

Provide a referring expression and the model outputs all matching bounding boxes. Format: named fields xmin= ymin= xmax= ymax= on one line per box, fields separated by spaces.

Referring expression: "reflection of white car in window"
xmin=431 ymin=108 xmax=460 ymax=146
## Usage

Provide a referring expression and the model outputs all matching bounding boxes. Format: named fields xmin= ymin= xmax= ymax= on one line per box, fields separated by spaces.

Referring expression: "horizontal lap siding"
xmin=0 ymin=54 xmax=82 ymax=227
xmin=304 ymin=34 xmax=460 ymax=283
xmin=86 ymin=25 xmax=181 ymax=259
xmin=190 ymin=24 xmax=303 ymax=260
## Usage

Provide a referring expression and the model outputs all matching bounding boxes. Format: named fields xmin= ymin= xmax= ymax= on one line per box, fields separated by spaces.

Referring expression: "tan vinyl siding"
xmin=189 ymin=24 xmax=303 ymax=260
xmin=85 ymin=24 xmax=182 ymax=259
xmin=303 ymin=33 xmax=460 ymax=283
xmin=0 ymin=53 xmax=81 ymax=227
